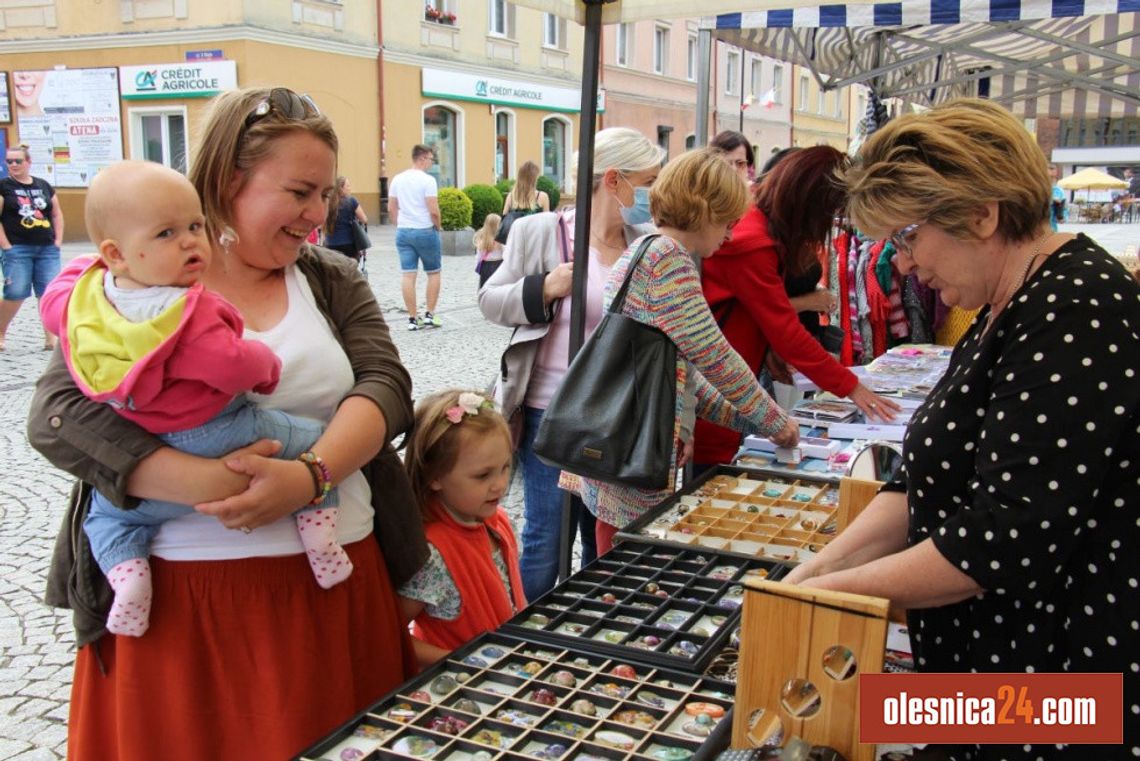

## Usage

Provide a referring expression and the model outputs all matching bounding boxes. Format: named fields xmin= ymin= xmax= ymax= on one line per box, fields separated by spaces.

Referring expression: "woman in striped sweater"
xmin=581 ymin=149 xmax=801 ymax=553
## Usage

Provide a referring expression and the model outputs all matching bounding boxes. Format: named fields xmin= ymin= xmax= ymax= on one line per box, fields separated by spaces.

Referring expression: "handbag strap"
xmin=607 ymin=234 xmax=660 ymax=314
xmin=556 ymin=213 xmax=571 ymax=264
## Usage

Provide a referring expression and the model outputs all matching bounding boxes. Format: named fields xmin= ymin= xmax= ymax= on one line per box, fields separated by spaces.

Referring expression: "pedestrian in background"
xmin=28 ymin=86 xmax=424 ymax=760
xmin=0 ymin=143 xmax=63 ymax=351
xmin=497 ymin=160 xmax=551 ymax=244
xmin=474 ymin=212 xmax=504 ymax=288
xmin=324 ymin=175 xmax=368 ymax=260
xmin=479 ymin=127 xmax=662 ymax=601
xmin=389 ymin=144 xmax=443 ymax=330
xmin=709 ymin=130 xmax=755 ymax=183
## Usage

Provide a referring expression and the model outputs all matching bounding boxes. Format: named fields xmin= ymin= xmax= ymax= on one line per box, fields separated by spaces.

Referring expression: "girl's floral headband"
xmin=445 ymin=392 xmax=495 ymax=424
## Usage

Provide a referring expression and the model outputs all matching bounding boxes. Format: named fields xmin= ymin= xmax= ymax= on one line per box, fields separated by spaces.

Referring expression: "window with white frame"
xmin=772 ymin=64 xmax=784 ymax=103
xmin=726 ymin=50 xmax=740 ymax=95
xmin=544 ymin=12 xmax=566 ymax=48
xmin=653 ymin=25 xmax=669 ymax=75
xmin=798 ymin=74 xmax=809 ymax=109
xmin=750 ymin=59 xmax=762 ymax=101
xmin=130 ymin=108 xmax=188 ymax=174
xmin=616 ymin=22 xmax=631 ymax=66
xmin=542 ymin=117 xmax=569 ymax=190
xmin=489 ymin=0 xmax=515 ymax=37
xmin=686 ymin=35 xmax=697 ymax=81
xmin=835 ymin=91 xmax=844 ymax=118
xmin=818 ymin=88 xmax=826 ymax=114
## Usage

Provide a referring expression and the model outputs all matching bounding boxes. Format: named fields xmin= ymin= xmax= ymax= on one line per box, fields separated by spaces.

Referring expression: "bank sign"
xmin=119 ymin=61 xmax=237 ymax=100
xmin=422 ymin=68 xmax=604 ymax=114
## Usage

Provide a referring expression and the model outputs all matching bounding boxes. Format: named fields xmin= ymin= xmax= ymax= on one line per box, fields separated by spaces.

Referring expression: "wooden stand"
xmin=835 ymin=476 xmax=882 ymax=533
xmin=731 ymin=580 xmax=889 ymax=761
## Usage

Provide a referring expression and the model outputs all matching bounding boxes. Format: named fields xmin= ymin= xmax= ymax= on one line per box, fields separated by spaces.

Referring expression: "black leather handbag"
xmin=533 ymin=235 xmax=676 ymax=490
xmin=351 ymin=219 xmax=372 ymax=253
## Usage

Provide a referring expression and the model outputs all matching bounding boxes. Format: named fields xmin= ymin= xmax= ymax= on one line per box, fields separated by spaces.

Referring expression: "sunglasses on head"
xmin=239 ymin=88 xmax=321 ymax=141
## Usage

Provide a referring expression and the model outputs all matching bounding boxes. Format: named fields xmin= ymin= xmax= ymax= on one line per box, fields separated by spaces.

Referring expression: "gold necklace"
xmin=988 ymin=230 xmax=1055 ymax=328
xmin=589 ymin=229 xmax=624 ymax=250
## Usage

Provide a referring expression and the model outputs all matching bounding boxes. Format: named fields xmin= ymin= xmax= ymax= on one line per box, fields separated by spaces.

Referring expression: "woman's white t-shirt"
xmin=152 ymin=266 xmax=374 ymax=560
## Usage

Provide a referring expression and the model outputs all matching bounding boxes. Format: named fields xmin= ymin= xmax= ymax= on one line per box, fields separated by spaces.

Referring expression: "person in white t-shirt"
xmin=388 ymin=145 xmax=443 ymax=330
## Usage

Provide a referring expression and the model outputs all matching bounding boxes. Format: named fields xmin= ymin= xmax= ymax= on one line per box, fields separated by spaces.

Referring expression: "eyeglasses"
xmin=5 ymin=158 xmax=25 ymax=165
xmin=889 ymin=221 xmax=924 ymax=257
xmin=239 ymin=88 xmax=321 ymax=142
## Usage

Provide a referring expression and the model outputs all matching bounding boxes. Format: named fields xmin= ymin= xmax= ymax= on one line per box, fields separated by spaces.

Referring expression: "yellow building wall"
xmin=0 ymin=41 xmax=380 ymax=240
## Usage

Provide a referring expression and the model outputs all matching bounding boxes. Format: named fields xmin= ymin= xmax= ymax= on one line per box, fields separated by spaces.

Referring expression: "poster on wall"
xmin=0 ymin=73 xmax=10 ymax=123
xmin=13 ymin=68 xmax=123 ymax=187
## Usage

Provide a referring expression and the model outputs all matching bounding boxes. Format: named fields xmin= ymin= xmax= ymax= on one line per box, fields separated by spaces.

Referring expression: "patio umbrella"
xmin=1057 ymin=167 xmax=1128 ymax=191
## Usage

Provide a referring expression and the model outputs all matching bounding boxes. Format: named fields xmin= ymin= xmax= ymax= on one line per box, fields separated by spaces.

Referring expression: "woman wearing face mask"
xmin=479 ymin=127 xmax=663 ymax=601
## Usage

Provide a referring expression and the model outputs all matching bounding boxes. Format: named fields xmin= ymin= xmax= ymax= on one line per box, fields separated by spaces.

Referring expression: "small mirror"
xmin=780 ymin=678 xmax=822 ymax=718
xmin=821 ymin=645 xmax=858 ymax=681
xmin=747 ymin=707 xmax=785 ymax=747
xmin=847 ymin=440 xmax=903 ymax=481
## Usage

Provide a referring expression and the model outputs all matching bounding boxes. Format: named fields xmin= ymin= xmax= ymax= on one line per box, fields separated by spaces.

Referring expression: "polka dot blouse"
xmin=890 ymin=235 xmax=1139 ymax=760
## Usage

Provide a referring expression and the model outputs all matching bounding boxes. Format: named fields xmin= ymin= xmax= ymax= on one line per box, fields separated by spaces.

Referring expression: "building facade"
xmin=381 ymin=1 xmax=588 ymax=198
xmin=711 ymin=40 xmax=793 ymax=164
xmin=790 ymin=64 xmax=849 ymax=151
xmin=597 ymin=18 xmax=698 ymax=161
xmin=0 ymin=0 xmax=382 ymax=240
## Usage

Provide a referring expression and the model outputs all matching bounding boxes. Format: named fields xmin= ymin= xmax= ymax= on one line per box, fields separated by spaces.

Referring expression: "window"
xmin=817 ymin=88 xmax=826 ymax=114
xmin=130 ymin=108 xmax=188 ymax=173
xmin=726 ymin=51 xmax=740 ymax=95
xmin=750 ymin=59 xmax=762 ymax=102
xmin=772 ymin=64 xmax=784 ymax=103
xmin=495 ymin=111 xmax=513 ymax=182
xmin=856 ymin=93 xmax=866 ymax=122
xmin=657 ymin=125 xmax=673 ymax=161
xmin=686 ymin=35 xmax=697 ymax=81
xmin=798 ymin=74 xmax=809 ymax=109
xmin=543 ymin=117 xmax=569 ymax=191
xmin=616 ymin=23 xmax=631 ymax=66
xmin=543 ymin=13 xmax=565 ymax=48
xmin=489 ymin=0 xmax=514 ymax=37
xmin=835 ymin=91 xmax=844 ymax=118
xmin=653 ymin=25 xmax=669 ymax=75
xmin=685 ymin=133 xmax=696 ymax=149
xmin=423 ymin=105 xmax=459 ymax=188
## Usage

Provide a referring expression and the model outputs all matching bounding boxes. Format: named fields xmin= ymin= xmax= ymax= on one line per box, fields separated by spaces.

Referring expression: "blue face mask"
xmin=619 ymin=178 xmax=653 ymax=226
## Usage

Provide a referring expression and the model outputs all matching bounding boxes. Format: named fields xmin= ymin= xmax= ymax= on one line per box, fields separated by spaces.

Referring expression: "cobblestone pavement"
xmin=0 ymin=225 xmax=525 ymax=760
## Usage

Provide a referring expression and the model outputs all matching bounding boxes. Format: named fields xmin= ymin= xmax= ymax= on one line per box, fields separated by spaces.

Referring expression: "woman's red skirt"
xmin=68 ymin=537 xmax=416 ymax=760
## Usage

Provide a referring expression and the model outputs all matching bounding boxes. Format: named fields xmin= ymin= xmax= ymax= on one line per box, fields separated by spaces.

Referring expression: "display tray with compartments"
xmin=615 ymin=467 xmax=842 ymax=567
xmin=296 ymin=633 xmax=735 ymax=761
xmin=499 ymin=541 xmax=784 ymax=674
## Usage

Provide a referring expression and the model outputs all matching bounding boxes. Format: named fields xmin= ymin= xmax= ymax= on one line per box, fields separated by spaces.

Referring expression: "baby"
xmin=40 ymin=161 xmax=351 ymax=637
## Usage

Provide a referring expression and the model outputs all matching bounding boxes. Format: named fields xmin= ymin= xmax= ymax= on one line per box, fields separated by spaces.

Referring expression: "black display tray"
xmin=295 ymin=632 xmax=735 ymax=761
xmin=615 ymin=466 xmax=841 ymax=567
xmin=499 ymin=540 xmax=784 ymax=674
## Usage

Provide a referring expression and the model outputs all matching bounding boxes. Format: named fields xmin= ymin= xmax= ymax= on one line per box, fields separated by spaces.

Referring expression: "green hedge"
xmin=495 ymin=178 xmax=515 ymax=197
xmin=438 ymin=187 xmax=473 ymax=231
xmin=462 ymin=184 xmax=504 ymax=231
xmin=536 ymin=175 xmax=561 ymax=209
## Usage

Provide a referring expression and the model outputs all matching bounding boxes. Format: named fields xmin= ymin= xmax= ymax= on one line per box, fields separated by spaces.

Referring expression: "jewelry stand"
xmin=731 ymin=580 xmax=890 ymax=761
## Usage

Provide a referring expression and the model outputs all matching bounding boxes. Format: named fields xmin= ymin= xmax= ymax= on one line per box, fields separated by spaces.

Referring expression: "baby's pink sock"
xmin=105 ymin=558 xmax=153 ymax=637
xmin=297 ymin=508 xmax=353 ymax=589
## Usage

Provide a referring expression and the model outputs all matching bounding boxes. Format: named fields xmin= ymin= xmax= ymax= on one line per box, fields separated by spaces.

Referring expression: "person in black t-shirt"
xmin=0 ymin=144 xmax=63 ymax=351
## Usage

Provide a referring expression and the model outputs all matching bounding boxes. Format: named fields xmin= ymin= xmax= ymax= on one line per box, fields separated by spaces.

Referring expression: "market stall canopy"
xmin=704 ymin=0 xmax=1140 ymax=117
xmin=1057 ymin=167 xmax=1130 ymax=189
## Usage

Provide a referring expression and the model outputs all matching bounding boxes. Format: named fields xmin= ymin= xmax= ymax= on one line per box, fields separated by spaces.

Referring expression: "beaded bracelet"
xmin=298 ymin=451 xmax=332 ymax=506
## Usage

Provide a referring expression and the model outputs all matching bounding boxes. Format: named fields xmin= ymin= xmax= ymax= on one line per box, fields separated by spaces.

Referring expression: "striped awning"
xmin=705 ymin=1 xmax=1140 ymax=117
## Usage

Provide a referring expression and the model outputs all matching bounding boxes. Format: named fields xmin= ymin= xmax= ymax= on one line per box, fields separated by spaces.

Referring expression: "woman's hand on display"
xmin=783 ymin=560 xmax=824 ymax=585
xmin=847 ymin=383 xmax=902 ymax=422
xmin=677 ymin=436 xmax=694 ymax=467
xmin=194 ymin=445 xmax=313 ymax=531
xmin=798 ymin=288 xmax=838 ymax=314
xmin=768 ymin=417 xmax=800 ymax=448
xmin=543 ymin=263 xmax=574 ymax=304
